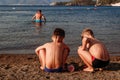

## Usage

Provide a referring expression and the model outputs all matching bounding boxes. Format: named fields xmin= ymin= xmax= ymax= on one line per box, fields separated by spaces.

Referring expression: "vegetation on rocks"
xmin=53 ymin=0 xmax=120 ymax=6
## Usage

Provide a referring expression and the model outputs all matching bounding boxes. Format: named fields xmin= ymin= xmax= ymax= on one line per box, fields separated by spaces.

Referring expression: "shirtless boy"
xmin=35 ymin=28 xmax=70 ymax=72
xmin=32 ymin=10 xmax=46 ymax=22
xmin=78 ymin=28 xmax=110 ymax=72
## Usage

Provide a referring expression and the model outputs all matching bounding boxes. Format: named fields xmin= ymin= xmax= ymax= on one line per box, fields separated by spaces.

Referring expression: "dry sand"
xmin=0 ymin=54 xmax=120 ymax=80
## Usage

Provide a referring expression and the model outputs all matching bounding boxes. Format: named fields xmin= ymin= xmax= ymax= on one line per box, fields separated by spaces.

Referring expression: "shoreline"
xmin=0 ymin=54 xmax=120 ymax=80
xmin=0 ymin=51 xmax=120 ymax=55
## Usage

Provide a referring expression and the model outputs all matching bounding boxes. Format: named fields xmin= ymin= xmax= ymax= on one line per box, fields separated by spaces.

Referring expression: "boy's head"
xmin=52 ymin=28 xmax=65 ymax=42
xmin=81 ymin=28 xmax=94 ymax=38
xmin=37 ymin=10 xmax=42 ymax=13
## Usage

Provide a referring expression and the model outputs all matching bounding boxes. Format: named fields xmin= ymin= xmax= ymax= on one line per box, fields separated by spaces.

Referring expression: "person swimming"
xmin=32 ymin=10 xmax=46 ymax=23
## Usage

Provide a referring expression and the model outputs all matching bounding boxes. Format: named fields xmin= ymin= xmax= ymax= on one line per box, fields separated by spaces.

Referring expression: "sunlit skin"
xmin=78 ymin=28 xmax=110 ymax=72
xmin=35 ymin=28 xmax=70 ymax=70
xmin=32 ymin=10 xmax=46 ymax=22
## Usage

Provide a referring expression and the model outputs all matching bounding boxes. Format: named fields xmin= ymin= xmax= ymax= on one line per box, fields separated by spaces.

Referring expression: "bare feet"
xmin=99 ymin=68 xmax=103 ymax=71
xmin=40 ymin=66 xmax=44 ymax=70
xmin=83 ymin=67 xmax=94 ymax=72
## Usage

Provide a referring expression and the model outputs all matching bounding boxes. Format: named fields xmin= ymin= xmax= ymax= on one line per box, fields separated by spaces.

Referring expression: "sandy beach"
xmin=0 ymin=54 xmax=120 ymax=80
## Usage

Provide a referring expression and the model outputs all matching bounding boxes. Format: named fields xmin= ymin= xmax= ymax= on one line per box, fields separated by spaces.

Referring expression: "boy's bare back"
xmin=41 ymin=42 xmax=69 ymax=69
xmin=35 ymin=28 xmax=69 ymax=72
xmin=86 ymin=38 xmax=109 ymax=61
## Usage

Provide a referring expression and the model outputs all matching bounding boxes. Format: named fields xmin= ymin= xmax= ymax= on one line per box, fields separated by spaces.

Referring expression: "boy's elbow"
xmin=35 ymin=49 xmax=38 ymax=54
xmin=35 ymin=49 xmax=37 ymax=53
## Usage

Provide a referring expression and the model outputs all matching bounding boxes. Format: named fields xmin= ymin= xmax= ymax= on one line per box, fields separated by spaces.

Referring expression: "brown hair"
xmin=37 ymin=10 xmax=41 ymax=13
xmin=81 ymin=28 xmax=94 ymax=37
xmin=53 ymin=28 xmax=65 ymax=38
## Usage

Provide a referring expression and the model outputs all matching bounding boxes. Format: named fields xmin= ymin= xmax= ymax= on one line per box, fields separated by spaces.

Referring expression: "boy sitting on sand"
xmin=78 ymin=28 xmax=110 ymax=72
xmin=35 ymin=28 xmax=70 ymax=72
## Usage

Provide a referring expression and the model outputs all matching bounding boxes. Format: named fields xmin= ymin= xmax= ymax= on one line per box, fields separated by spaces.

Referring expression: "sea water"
xmin=0 ymin=5 xmax=120 ymax=55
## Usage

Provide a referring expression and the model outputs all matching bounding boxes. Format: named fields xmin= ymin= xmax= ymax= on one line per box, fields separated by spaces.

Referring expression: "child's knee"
xmin=39 ymin=49 xmax=43 ymax=53
xmin=39 ymin=49 xmax=46 ymax=54
xmin=78 ymin=47 xmax=83 ymax=54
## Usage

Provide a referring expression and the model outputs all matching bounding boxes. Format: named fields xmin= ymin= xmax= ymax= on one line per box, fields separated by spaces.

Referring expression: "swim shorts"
xmin=44 ymin=67 xmax=63 ymax=72
xmin=92 ymin=58 xmax=109 ymax=68
xmin=34 ymin=20 xmax=42 ymax=23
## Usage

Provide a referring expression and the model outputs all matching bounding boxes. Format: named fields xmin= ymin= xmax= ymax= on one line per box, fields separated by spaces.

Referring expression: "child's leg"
xmin=37 ymin=49 xmax=46 ymax=70
xmin=78 ymin=47 xmax=93 ymax=72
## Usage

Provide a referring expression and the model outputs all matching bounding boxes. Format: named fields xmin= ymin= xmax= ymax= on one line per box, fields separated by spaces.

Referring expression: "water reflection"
xmin=32 ymin=21 xmax=46 ymax=33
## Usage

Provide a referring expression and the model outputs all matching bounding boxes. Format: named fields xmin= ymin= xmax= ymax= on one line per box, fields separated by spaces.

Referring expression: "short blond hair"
xmin=81 ymin=28 xmax=94 ymax=37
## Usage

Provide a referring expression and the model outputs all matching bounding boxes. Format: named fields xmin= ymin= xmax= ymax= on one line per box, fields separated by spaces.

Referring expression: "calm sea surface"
xmin=0 ymin=5 xmax=120 ymax=55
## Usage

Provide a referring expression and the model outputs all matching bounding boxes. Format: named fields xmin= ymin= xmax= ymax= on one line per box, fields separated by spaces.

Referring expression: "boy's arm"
xmin=81 ymin=37 xmax=88 ymax=50
xmin=62 ymin=46 xmax=70 ymax=68
xmin=35 ymin=44 xmax=46 ymax=55
xmin=42 ymin=15 xmax=46 ymax=22
xmin=32 ymin=15 xmax=36 ymax=20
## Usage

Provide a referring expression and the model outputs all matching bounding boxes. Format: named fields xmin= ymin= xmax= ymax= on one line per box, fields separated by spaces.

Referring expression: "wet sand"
xmin=0 ymin=54 xmax=120 ymax=80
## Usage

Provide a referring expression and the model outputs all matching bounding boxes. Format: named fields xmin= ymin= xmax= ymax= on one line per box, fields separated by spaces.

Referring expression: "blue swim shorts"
xmin=34 ymin=20 xmax=42 ymax=23
xmin=44 ymin=67 xmax=63 ymax=72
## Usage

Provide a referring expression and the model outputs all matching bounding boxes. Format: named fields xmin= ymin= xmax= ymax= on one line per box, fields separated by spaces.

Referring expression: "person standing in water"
xmin=32 ymin=10 xmax=46 ymax=23
xmin=35 ymin=28 xmax=70 ymax=72
xmin=78 ymin=28 xmax=110 ymax=72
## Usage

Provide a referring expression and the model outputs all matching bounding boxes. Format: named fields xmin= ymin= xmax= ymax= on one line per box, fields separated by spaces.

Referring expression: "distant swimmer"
xmin=32 ymin=10 xmax=46 ymax=23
